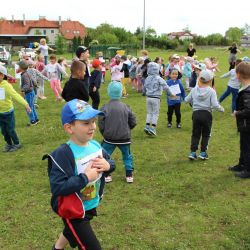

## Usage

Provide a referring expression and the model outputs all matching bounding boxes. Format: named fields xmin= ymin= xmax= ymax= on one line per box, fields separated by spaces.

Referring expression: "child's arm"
xmin=98 ymin=106 xmax=105 ymax=134
xmin=35 ymin=69 xmax=49 ymax=81
xmin=211 ymin=90 xmax=224 ymax=112
xmin=179 ymin=81 xmax=186 ymax=100
xmin=184 ymin=90 xmax=193 ymax=104
xmin=235 ymin=92 xmax=250 ymax=118
xmin=128 ymin=106 xmax=137 ymax=129
xmin=220 ymin=71 xmax=231 ymax=79
xmin=57 ymin=63 xmax=68 ymax=77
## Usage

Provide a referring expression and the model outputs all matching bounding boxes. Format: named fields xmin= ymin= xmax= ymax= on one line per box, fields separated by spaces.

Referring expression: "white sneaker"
xmin=105 ymin=175 xmax=112 ymax=183
xmin=126 ymin=176 xmax=134 ymax=183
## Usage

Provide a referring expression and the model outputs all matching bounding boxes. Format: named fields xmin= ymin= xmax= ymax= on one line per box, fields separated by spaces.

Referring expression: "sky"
xmin=3 ymin=0 xmax=250 ymax=36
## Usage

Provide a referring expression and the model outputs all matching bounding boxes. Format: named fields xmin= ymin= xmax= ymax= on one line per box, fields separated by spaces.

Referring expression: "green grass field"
xmin=1 ymin=48 xmax=250 ymax=249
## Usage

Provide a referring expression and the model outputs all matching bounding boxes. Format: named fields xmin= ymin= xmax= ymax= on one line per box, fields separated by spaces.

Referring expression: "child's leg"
xmin=167 ymin=105 xmax=174 ymax=124
xmin=231 ymin=87 xmax=239 ymax=113
xmin=5 ymin=111 xmax=20 ymax=145
xmin=50 ymin=80 xmax=60 ymax=99
xmin=55 ymin=80 xmax=63 ymax=96
xmin=185 ymin=77 xmax=190 ymax=89
xmin=121 ymin=77 xmax=127 ymax=96
xmin=190 ymin=111 xmax=202 ymax=152
xmin=200 ymin=112 xmax=212 ymax=152
xmin=38 ymin=78 xmax=45 ymax=97
xmin=146 ymin=97 xmax=153 ymax=125
xmin=54 ymin=232 xmax=68 ymax=249
xmin=118 ymin=144 xmax=133 ymax=177
xmin=174 ymin=103 xmax=181 ymax=124
xmin=25 ymin=91 xmax=37 ymax=123
xmin=219 ymin=86 xmax=231 ymax=103
xmin=89 ymin=89 xmax=100 ymax=110
xmin=101 ymin=141 xmax=116 ymax=156
xmin=151 ymin=98 xmax=161 ymax=126
xmin=62 ymin=218 xmax=101 ymax=250
xmin=0 ymin=113 xmax=14 ymax=145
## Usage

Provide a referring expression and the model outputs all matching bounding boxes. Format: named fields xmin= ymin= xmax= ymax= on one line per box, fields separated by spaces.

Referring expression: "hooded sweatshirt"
xmin=185 ymin=85 xmax=224 ymax=112
xmin=144 ymin=62 xmax=172 ymax=98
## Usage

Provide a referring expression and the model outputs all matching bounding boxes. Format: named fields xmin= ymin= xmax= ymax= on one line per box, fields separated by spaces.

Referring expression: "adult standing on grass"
xmin=35 ymin=38 xmax=55 ymax=65
xmin=229 ymin=62 xmax=250 ymax=178
xmin=0 ymin=65 xmax=31 ymax=152
xmin=226 ymin=42 xmax=241 ymax=71
xmin=187 ymin=43 xmax=196 ymax=58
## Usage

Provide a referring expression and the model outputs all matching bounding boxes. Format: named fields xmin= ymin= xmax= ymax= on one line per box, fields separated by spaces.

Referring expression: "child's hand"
xmin=25 ymin=105 xmax=32 ymax=113
xmin=91 ymin=156 xmax=110 ymax=172
xmin=92 ymin=86 xmax=97 ymax=92
xmin=84 ymin=163 xmax=100 ymax=182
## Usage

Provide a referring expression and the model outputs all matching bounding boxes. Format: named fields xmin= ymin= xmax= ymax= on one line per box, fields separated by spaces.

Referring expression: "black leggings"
xmin=63 ymin=217 xmax=101 ymax=250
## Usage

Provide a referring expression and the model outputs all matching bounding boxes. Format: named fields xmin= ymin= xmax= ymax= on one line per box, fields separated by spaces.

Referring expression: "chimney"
xmin=11 ymin=15 xmax=14 ymax=23
xmin=23 ymin=14 xmax=26 ymax=26
xmin=59 ymin=16 xmax=62 ymax=26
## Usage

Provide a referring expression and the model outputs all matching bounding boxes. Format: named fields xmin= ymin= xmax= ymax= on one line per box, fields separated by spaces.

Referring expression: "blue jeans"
xmin=25 ymin=90 xmax=38 ymax=123
xmin=0 ymin=111 xmax=19 ymax=145
xmin=102 ymin=142 xmax=133 ymax=174
xmin=219 ymin=86 xmax=238 ymax=112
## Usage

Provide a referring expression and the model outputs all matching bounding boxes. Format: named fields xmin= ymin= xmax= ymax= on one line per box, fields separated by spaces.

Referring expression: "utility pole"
xmin=142 ymin=0 xmax=146 ymax=50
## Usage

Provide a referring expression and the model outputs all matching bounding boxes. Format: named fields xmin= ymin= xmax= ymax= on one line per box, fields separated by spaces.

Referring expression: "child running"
xmin=44 ymin=99 xmax=115 ymax=250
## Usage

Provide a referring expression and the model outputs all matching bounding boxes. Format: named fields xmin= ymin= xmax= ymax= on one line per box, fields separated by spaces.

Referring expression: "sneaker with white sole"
xmin=198 ymin=151 xmax=209 ymax=160
xmin=2 ymin=144 xmax=12 ymax=152
xmin=144 ymin=125 xmax=151 ymax=135
xmin=149 ymin=127 xmax=157 ymax=136
xmin=188 ymin=151 xmax=197 ymax=160
xmin=126 ymin=176 xmax=134 ymax=183
xmin=105 ymin=175 xmax=112 ymax=183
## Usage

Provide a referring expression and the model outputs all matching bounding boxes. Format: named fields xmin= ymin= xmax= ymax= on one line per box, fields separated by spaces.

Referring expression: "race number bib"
xmin=0 ymin=88 xmax=5 ymax=100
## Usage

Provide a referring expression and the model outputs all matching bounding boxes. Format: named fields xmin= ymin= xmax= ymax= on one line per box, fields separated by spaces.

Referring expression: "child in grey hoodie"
xmin=185 ymin=69 xmax=224 ymax=160
xmin=144 ymin=62 xmax=173 ymax=136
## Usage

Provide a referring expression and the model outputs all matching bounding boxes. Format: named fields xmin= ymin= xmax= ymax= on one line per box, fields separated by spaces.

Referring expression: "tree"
xmin=98 ymin=33 xmax=118 ymax=44
xmin=146 ymin=27 xmax=157 ymax=37
xmin=243 ymin=23 xmax=250 ymax=35
xmin=182 ymin=25 xmax=191 ymax=33
xmin=225 ymin=27 xmax=243 ymax=43
xmin=55 ymin=34 xmax=67 ymax=54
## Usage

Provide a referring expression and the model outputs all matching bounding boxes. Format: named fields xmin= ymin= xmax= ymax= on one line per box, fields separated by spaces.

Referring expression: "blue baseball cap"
xmin=61 ymin=99 xmax=104 ymax=125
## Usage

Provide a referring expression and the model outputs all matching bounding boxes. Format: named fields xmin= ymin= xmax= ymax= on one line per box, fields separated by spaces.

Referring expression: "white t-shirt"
xmin=38 ymin=44 xmax=49 ymax=56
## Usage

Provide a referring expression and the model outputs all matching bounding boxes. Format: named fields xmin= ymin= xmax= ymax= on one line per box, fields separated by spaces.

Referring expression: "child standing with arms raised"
xmin=0 ymin=65 xmax=31 ymax=152
xmin=166 ymin=69 xmax=186 ymax=128
xmin=44 ymin=99 xmax=115 ymax=250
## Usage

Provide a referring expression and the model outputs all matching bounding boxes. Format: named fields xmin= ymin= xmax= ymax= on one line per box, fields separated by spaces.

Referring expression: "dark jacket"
xmin=43 ymin=143 xmax=115 ymax=216
xmin=62 ymin=77 xmax=89 ymax=102
xmin=89 ymin=70 xmax=102 ymax=89
xmin=236 ymin=85 xmax=250 ymax=132
xmin=98 ymin=100 xmax=137 ymax=143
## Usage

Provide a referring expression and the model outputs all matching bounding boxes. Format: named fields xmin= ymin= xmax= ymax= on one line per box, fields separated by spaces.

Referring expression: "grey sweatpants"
xmin=146 ymin=97 xmax=161 ymax=125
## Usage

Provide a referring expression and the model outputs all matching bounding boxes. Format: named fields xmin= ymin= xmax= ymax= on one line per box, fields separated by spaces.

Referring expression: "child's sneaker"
xmin=34 ymin=103 xmax=39 ymax=109
xmin=188 ymin=151 xmax=197 ymax=160
xmin=105 ymin=175 xmax=112 ymax=183
xmin=144 ymin=125 xmax=151 ymax=135
xmin=126 ymin=176 xmax=134 ymax=183
xmin=176 ymin=123 xmax=181 ymax=128
xmin=198 ymin=151 xmax=209 ymax=160
xmin=2 ymin=144 xmax=12 ymax=152
xmin=167 ymin=123 xmax=172 ymax=128
xmin=149 ymin=127 xmax=157 ymax=136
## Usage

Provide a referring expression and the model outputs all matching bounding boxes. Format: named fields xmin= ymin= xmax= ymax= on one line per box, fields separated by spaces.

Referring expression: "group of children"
xmin=1 ymin=43 xmax=250 ymax=249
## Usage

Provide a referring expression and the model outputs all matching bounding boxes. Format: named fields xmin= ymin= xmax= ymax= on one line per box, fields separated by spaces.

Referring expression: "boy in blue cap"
xmin=44 ymin=99 xmax=115 ymax=250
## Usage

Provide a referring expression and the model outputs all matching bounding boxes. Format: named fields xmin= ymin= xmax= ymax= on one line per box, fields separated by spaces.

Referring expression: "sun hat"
xmin=107 ymin=81 xmax=123 ymax=100
xmin=193 ymin=63 xmax=206 ymax=71
xmin=61 ymin=99 xmax=104 ymax=125
xmin=199 ymin=69 xmax=214 ymax=83
xmin=0 ymin=65 xmax=14 ymax=78
xmin=242 ymin=56 xmax=250 ymax=63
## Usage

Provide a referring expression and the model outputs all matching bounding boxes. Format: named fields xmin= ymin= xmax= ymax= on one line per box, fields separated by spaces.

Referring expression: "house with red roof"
xmin=166 ymin=32 xmax=196 ymax=41
xmin=0 ymin=15 xmax=87 ymax=46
